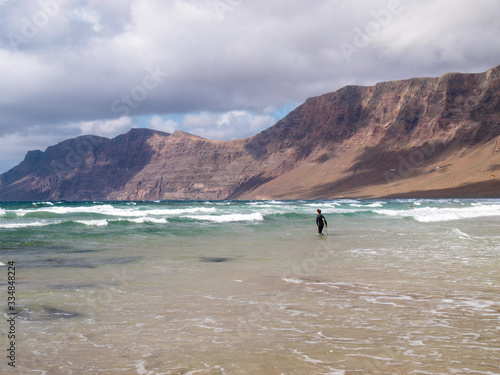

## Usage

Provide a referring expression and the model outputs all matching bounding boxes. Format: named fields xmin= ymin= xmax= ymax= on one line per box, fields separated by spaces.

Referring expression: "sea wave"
xmin=305 ymin=202 xmax=342 ymax=208
xmin=375 ymin=203 xmax=500 ymax=222
xmin=13 ymin=205 xmax=216 ymax=218
xmin=145 ymin=207 xmax=216 ymax=216
xmin=0 ymin=216 xmax=170 ymax=228
xmin=72 ymin=217 xmax=168 ymax=226
xmin=349 ymin=202 xmax=386 ymax=208
xmin=0 ymin=221 xmax=61 ymax=229
xmin=74 ymin=220 xmax=109 ymax=227
xmin=126 ymin=217 xmax=168 ymax=224
xmin=15 ymin=204 xmax=118 ymax=217
xmin=4 ymin=200 xmax=500 ymax=228
xmin=32 ymin=202 xmax=55 ymax=206
xmin=186 ymin=212 xmax=264 ymax=223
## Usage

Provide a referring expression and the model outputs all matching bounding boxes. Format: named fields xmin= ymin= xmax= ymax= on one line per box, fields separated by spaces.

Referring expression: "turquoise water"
xmin=0 ymin=199 xmax=499 ymax=374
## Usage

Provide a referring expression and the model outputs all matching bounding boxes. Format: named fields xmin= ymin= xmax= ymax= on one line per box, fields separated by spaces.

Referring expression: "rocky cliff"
xmin=1 ymin=65 xmax=499 ymax=201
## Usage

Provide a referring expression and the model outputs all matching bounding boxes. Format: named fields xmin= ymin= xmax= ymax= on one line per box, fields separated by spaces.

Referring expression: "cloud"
xmin=0 ymin=0 xmax=499 ymax=172
xmin=0 ymin=128 xmax=71 ymax=173
xmin=148 ymin=116 xmax=178 ymax=134
xmin=178 ymin=110 xmax=277 ymax=140
xmin=1 ymin=0 xmax=133 ymax=51
xmin=73 ymin=116 xmax=134 ymax=137
xmin=376 ymin=0 xmax=500 ymax=70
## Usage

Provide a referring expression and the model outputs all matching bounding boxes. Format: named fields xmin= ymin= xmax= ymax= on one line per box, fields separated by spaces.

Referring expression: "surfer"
xmin=316 ymin=209 xmax=327 ymax=235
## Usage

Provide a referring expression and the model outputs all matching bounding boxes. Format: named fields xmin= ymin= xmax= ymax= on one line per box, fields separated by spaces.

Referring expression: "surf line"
xmin=6 ymin=261 xmax=16 ymax=368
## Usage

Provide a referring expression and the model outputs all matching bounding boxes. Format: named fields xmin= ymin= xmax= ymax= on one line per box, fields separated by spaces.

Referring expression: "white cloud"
xmin=0 ymin=49 xmax=57 ymax=105
xmin=148 ymin=116 xmax=178 ymax=134
xmin=367 ymin=0 xmax=500 ymax=73
xmin=0 ymin=0 xmax=499 ymax=172
xmin=0 ymin=129 xmax=70 ymax=172
xmin=74 ymin=117 xmax=134 ymax=138
xmin=71 ymin=7 xmax=103 ymax=32
xmin=179 ymin=111 xmax=277 ymax=140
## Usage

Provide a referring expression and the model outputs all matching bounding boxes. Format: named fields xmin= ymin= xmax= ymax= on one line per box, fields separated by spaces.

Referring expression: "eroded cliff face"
xmin=242 ymin=64 xmax=500 ymax=199
xmin=0 ymin=129 xmax=166 ymax=201
xmin=1 ymin=65 xmax=499 ymax=201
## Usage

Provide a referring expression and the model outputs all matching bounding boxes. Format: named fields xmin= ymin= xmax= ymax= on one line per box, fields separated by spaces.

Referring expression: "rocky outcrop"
xmin=0 ymin=65 xmax=499 ymax=201
xmin=242 ymin=64 xmax=500 ymax=199
xmin=0 ymin=129 xmax=164 ymax=201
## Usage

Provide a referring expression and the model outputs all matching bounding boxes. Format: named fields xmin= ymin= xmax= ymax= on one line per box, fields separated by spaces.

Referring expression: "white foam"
xmin=246 ymin=202 xmax=275 ymax=208
xmin=1 ymin=216 xmax=167 ymax=228
xmin=324 ymin=368 xmax=346 ymax=375
xmin=13 ymin=205 xmax=216 ymax=218
xmin=149 ymin=207 xmax=217 ymax=216
xmin=133 ymin=354 xmax=155 ymax=375
xmin=350 ymin=202 xmax=385 ymax=208
xmin=331 ymin=199 xmax=360 ymax=204
xmin=186 ymin=212 xmax=264 ymax=223
xmin=367 ymin=202 xmax=385 ymax=207
xmin=361 ymin=296 xmax=405 ymax=307
xmin=283 ymin=277 xmax=304 ymax=284
xmin=0 ymin=208 xmax=5 ymax=217
xmin=0 ymin=221 xmax=59 ymax=228
xmin=0 ymin=262 xmax=6 ymax=267
xmin=15 ymin=204 xmax=117 ymax=217
xmin=126 ymin=217 xmax=168 ymax=224
xmin=305 ymin=201 xmax=344 ymax=208
xmin=375 ymin=204 xmax=500 ymax=222
xmin=461 ymin=299 xmax=496 ymax=310
xmin=74 ymin=220 xmax=109 ymax=227
xmin=452 ymin=228 xmax=471 ymax=239
xmin=291 ymin=348 xmax=325 ymax=364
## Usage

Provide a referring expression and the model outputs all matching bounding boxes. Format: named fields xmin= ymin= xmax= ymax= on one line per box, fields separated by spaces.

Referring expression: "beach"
xmin=1 ymin=199 xmax=499 ymax=374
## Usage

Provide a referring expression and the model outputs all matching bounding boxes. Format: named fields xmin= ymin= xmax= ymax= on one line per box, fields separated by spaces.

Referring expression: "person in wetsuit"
xmin=316 ymin=209 xmax=327 ymax=235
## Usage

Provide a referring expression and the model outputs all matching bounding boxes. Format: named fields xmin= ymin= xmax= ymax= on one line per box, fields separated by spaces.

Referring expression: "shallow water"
xmin=1 ymin=200 xmax=499 ymax=374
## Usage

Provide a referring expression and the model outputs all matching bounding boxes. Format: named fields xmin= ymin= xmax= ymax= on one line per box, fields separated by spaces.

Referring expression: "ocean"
xmin=0 ymin=199 xmax=499 ymax=374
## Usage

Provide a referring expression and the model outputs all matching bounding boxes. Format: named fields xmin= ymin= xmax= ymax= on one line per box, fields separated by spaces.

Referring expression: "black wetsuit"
xmin=316 ymin=213 xmax=327 ymax=234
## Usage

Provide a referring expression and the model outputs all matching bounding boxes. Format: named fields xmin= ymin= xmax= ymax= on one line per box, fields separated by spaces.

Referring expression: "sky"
xmin=0 ymin=0 xmax=499 ymax=173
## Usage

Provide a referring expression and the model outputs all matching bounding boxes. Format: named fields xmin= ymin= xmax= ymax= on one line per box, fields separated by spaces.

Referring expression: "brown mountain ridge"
xmin=1 ymin=65 xmax=499 ymax=201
